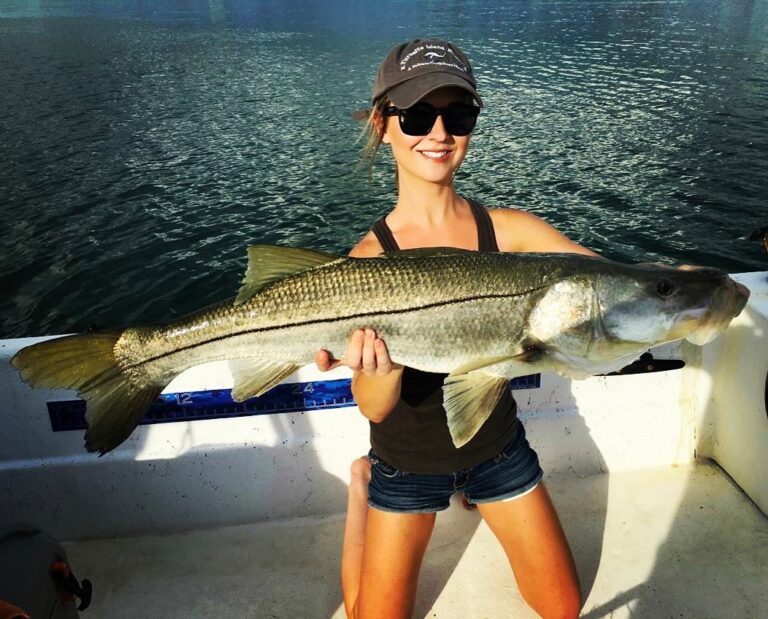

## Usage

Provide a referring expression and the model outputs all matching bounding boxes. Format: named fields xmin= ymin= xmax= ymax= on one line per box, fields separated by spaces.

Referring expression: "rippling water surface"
xmin=1 ymin=0 xmax=766 ymax=336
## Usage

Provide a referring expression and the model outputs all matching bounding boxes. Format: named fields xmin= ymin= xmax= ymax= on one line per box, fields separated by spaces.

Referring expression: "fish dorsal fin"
xmin=229 ymin=359 xmax=300 ymax=402
xmin=382 ymin=247 xmax=473 ymax=259
xmin=235 ymin=245 xmax=340 ymax=305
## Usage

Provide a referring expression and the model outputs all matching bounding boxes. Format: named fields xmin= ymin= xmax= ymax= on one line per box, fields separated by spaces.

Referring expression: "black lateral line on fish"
xmin=117 ymin=287 xmax=550 ymax=375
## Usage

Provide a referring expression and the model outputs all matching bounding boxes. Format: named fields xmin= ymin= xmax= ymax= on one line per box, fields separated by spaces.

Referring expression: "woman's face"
xmin=381 ymin=86 xmax=473 ymax=186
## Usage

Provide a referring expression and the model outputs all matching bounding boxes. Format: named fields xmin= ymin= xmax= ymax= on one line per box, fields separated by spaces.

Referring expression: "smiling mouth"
xmin=419 ymin=150 xmax=451 ymax=161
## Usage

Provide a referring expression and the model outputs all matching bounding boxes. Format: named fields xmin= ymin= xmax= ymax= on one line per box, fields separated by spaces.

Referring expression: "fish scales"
xmin=120 ymin=253 xmax=568 ymax=378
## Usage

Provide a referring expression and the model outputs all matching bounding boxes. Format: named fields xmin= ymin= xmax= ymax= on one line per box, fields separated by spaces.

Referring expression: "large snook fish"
xmin=12 ymin=246 xmax=749 ymax=454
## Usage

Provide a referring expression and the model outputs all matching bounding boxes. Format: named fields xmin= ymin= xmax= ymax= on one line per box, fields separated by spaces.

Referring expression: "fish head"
xmin=595 ymin=264 xmax=750 ymax=349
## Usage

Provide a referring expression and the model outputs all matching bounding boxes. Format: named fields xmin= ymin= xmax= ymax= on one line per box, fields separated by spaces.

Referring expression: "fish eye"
xmin=656 ymin=279 xmax=675 ymax=297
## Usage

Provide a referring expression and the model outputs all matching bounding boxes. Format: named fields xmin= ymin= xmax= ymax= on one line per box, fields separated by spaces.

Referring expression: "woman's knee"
xmin=350 ymin=456 xmax=371 ymax=482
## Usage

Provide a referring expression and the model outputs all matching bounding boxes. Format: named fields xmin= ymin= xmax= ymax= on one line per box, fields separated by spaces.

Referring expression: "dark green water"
xmin=1 ymin=1 xmax=766 ymax=337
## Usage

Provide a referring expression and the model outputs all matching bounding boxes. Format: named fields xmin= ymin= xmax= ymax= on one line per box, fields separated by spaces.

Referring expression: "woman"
xmin=316 ymin=38 xmax=597 ymax=619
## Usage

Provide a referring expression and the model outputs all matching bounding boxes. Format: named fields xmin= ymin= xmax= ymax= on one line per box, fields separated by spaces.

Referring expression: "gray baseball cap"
xmin=371 ymin=38 xmax=483 ymax=109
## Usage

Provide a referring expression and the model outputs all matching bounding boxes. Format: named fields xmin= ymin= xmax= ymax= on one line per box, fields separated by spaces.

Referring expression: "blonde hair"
xmin=356 ymin=97 xmax=389 ymax=181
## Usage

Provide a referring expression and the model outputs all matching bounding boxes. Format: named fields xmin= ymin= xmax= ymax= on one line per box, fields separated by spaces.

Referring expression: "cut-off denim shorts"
xmin=367 ymin=423 xmax=543 ymax=513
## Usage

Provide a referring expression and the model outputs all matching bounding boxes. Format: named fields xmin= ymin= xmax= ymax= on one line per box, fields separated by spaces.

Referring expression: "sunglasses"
xmin=383 ymin=102 xmax=480 ymax=136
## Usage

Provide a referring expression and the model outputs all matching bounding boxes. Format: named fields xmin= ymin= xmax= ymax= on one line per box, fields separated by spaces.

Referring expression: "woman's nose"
xmin=427 ymin=113 xmax=450 ymax=140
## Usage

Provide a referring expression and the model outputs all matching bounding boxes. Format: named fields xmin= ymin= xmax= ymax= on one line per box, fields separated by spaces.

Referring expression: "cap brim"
xmin=385 ymin=73 xmax=483 ymax=109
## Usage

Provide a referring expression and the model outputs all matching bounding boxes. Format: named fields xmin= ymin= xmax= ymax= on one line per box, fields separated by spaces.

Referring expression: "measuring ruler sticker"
xmin=46 ymin=374 xmax=540 ymax=432
xmin=47 ymin=379 xmax=355 ymax=432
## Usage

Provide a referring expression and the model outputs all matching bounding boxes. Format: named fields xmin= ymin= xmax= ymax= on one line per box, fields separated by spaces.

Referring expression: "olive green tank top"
xmin=367 ymin=199 xmax=518 ymax=474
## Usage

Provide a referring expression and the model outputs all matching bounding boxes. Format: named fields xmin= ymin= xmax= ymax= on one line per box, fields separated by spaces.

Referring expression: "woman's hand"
xmin=314 ymin=328 xmax=402 ymax=375
xmin=314 ymin=328 xmax=404 ymax=423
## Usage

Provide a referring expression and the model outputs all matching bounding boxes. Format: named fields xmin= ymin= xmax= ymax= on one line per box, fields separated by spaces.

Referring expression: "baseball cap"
xmin=371 ymin=38 xmax=483 ymax=109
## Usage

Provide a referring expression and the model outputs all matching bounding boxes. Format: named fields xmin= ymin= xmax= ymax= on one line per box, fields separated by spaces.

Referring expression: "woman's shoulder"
xmin=486 ymin=206 xmax=546 ymax=251
xmin=349 ymin=230 xmax=384 ymax=258
xmin=486 ymin=206 xmax=598 ymax=255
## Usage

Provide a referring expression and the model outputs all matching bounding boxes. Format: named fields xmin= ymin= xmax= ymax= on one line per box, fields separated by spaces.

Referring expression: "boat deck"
xmin=66 ymin=460 xmax=768 ymax=618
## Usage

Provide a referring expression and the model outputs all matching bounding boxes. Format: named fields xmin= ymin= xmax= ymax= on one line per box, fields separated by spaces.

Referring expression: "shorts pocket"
xmin=369 ymin=452 xmax=406 ymax=479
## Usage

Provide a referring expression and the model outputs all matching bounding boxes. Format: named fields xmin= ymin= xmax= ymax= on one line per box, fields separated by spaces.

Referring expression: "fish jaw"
xmin=682 ymin=278 xmax=750 ymax=345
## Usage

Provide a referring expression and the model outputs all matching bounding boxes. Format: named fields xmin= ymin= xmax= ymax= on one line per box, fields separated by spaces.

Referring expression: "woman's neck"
xmin=390 ymin=176 xmax=463 ymax=228
xmin=383 ymin=172 xmax=479 ymax=250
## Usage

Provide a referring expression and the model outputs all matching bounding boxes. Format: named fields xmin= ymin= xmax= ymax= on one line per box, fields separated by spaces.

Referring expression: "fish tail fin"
xmin=12 ymin=333 xmax=163 ymax=455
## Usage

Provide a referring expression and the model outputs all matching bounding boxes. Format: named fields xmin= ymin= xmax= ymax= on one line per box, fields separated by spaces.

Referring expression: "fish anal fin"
xmin=230 ymin=359 xmax=299 ymax=402
xmin=443 ymin=372 xmax=510 ymax=448
xmin=236 ymin=246 xmax=340 ymax=305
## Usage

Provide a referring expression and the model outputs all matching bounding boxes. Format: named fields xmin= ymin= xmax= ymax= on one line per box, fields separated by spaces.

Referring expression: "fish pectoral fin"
xmin=230 ymin=359 xmax=300 ymax=402
xmin=447 ymin=355 xmax=520 ymax=377
xmin=235 ymin=246 xmax=341 ymax=305
xmin=448 ymin=346 xmax=542 ymax=380
xmin=443 ymin=372 xmax=510 ymax=448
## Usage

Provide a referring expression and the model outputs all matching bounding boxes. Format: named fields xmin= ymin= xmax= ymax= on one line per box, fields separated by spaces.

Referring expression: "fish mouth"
xmin=733 ymin=281 xmax=751 ymax=314
xmin=680 ymin=278 xmax=751 ymax=345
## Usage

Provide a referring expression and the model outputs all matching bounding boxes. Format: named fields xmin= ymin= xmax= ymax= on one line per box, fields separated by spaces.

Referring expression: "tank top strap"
xmin=466 ymin=197 xmax=500 ymax=252
xmin=371 ymin=217 xmax=400 ymax=252
xmin=372 ymin=200 xmax=498 ymax=253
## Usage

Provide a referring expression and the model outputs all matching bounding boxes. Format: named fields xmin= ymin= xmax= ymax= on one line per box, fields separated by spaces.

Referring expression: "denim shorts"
xmin=367 ymin=423 xmax=543 ymax=513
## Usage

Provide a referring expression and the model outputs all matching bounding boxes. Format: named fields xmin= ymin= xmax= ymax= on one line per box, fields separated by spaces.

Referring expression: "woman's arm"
xmin=490 ymin=208 xmax=600 ymax=256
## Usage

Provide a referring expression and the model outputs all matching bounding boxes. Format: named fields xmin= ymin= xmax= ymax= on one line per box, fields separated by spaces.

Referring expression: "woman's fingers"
xmin=314 ymin=349 xmax=330 ymax=371
xmin=361 ymin=329 xmax=377 ymax=373
xmin=315 ymin=348 xmax=343 ymax=372
xmin=345 ymin=329 xmax=366 ymax=371
xmin=317 ymin=329 xmax=397 ymax=376
xmin=374 ymin=338 xmax=393 ymax=375
xmin=342 ymin=328 xmax=397 ymax=376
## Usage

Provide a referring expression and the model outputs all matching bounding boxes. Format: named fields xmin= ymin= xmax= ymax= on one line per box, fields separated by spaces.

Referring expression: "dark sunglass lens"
xmin=399 ymin=105 xmax=438 ymax=136
xmin=443 ymin=105 xmax=479 ymax=136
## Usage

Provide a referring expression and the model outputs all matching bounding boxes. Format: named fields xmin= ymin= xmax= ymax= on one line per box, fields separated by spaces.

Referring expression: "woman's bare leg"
xmin=355 ymin=507 xmax=436 ymax=619
xmin=477 ymin=482 xmax=581 ymax=619
xmin=341 ymin=457 xmax=437 ymax=618
xmin=342 ymin=457 xmax=372 ymax=617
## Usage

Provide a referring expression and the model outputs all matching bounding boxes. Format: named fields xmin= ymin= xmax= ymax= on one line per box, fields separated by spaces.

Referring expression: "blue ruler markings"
xmin=47 ymin=374 xmax=541 ymax=432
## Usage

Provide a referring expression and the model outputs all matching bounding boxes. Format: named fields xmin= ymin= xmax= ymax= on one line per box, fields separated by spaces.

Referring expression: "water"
xmin=1 ymin=0 xmax=766 ymax=337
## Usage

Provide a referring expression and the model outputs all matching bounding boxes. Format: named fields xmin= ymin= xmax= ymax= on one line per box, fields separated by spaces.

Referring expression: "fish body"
xmin=12 ymin=246 xmax=749 ymax=454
